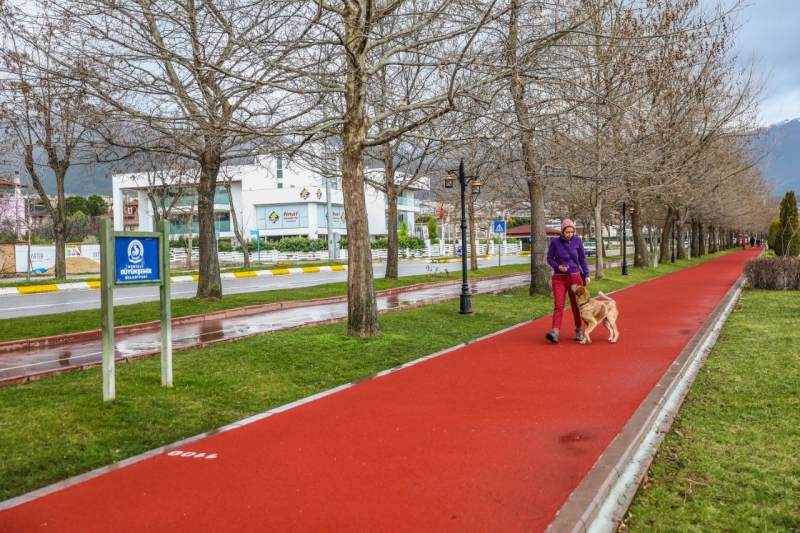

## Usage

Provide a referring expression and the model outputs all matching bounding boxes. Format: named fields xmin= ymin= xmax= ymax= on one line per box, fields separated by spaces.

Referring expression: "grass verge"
xmin=0 ymin=249 xmax=738 ymax=502
xmin=622 ymin=289 xmax=800 ymax=531
xmin=0 ymin=263 xmax=528 ymax=343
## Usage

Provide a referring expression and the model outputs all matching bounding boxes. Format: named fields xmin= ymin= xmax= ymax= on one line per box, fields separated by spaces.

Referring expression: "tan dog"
xmin=571 ymin=284 xmax=620 ymax=344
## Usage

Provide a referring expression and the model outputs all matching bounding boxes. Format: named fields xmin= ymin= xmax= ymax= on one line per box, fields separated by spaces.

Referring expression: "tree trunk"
xmin=658 ymin=207 xmax=674 ymax=264
xmin=593 ymin=190 xmax=605 ymax=278
xmin=527 ymin=172 xmax=551 ymax=296
xmin=225 ymin=184 xmax=250 ymax=269
xmin=196 ymin=157 xmax=223 ymax=300
xmin=709 ymin=226 xmax=717 ymax=253
xmin=698 ymin=223 xmax=706 ymax=255
xmin=384 ymin=174 xmax=399 ymax=280
xmin=676 ymin=218 xmax=687 ymax=260
xmin=186 ymin=192 xmax=195 ymax=269
xmin=341 ymin=17 xmax=380 ymax=337
xmin=507 ymin=1 xmax=549 ymax=296
xmin=691 ymin=220 xmax=699 ymax=258
xmin=631 ymin=202 xmax=649 ymax=267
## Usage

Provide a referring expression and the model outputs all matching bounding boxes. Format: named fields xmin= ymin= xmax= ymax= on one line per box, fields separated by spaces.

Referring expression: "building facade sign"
xmin=256 ymin=204 xmax=309 ymax=230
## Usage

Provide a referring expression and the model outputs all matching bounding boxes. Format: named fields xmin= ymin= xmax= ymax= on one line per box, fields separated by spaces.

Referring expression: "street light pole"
xmin=671 ymin=219 xmax=676 ymax=263
xmin=457 ymin=160 xmax=472 ymax=315
xmin=444 ymin=159 xmax=480 ymax=315
xmin=622 ymin=201 xmax=628 ymax=276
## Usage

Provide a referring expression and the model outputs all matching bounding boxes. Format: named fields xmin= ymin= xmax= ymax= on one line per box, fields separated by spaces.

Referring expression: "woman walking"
xmin=545 ymin=219 xmax=590 ymax=343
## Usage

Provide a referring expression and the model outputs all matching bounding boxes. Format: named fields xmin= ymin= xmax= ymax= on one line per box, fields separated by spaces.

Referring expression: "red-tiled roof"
xmin=0 ymin=178 xmax=27 ymax=188
xmin=506 ymin=224 xmax=561 ymax=238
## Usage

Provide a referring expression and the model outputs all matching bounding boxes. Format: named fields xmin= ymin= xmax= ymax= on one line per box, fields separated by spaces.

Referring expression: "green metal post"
xmin=99 ymin=218 xmax=115 ymax=401
xmin=158 ymin=219 xmax=173 ymax=387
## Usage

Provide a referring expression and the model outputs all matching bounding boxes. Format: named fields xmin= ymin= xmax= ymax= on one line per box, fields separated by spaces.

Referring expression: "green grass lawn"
xmin=623 ymin=289 xmax=800 ymax=531
xmin=0 ymin=250 xmax=738 ymax=502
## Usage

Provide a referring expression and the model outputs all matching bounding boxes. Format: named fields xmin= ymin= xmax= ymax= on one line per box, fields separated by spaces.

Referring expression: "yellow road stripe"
xmin=233 ymin=271 xmax=257 ymax=278
xmin=330 ymin=265 xmax=346 ymax=271
xmin=87 ymin=281 xmax=102 ymax=289
xmin=301 ymin=267 xmax=320 ymax=273
xmin=271 ymin=269 xmax=291 ymax=275
xmin=17 ymin=284 xmax=60 ymax=294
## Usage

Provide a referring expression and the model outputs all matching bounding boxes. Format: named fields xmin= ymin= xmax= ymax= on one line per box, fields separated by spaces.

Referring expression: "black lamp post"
xmin=621 ymin=202 xmax=634 ymax=275
xmin=670 ymin=219 xmax=676 ymax=263
xmin=444 ymin=159 xmax=481 ymax=315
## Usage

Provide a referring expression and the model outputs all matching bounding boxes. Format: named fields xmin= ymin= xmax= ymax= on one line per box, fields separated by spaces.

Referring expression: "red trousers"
xmin=551 ymin=272 xmax=583 ymax=330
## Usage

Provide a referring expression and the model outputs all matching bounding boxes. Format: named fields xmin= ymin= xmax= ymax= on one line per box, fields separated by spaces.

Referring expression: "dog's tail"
xmin=598 ymin=291 xmax=616 ymax=303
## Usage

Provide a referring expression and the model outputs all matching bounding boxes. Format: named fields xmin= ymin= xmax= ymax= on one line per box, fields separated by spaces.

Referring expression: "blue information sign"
xmin=115 ymin=237 xmax=160 ymax=283
xmin=493 ymin=220 xmax=506 ymax=233
xmin=456 ymin=245 xmax=462 ymax=257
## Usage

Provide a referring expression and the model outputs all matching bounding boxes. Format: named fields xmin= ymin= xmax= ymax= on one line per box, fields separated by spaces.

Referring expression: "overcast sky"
xmin=724 ymin=0 xmax=800 ymax=125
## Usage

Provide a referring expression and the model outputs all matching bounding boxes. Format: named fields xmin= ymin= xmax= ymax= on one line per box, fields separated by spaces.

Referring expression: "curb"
xmin=0 ymin=266 xmax=348 ymax=298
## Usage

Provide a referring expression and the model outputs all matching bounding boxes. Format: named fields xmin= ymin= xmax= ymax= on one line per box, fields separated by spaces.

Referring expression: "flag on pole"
xmin=439 ymin=204 xmax=445 ymax=220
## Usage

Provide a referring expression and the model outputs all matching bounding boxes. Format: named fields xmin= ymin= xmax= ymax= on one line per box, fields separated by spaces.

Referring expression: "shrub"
xmin=369 ymin=235 xmax=425 ymax=250
xmin=217 ymin=240 xmax=233 ymax=252
xmin=744 ymin=257 xmax=800 ymax=290
xmin=427 ymin=218 xmax=438 ymax=241
xmin=768 ymin=217 xmax=780 ymax=249
xmin=171 ymin=236 xmax=200 ymax=249
xmin=775 ymin=191 xmax=800 ymax=257
xmin=274 ymin=236 xmax=326 ymax=252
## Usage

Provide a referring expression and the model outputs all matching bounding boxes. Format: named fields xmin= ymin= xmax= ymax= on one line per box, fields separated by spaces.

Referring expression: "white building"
xmin=112 ymin=155 xmax=424 ymax=241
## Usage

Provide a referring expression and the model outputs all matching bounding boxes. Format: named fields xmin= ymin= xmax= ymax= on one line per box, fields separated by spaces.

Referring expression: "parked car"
xmin=584 ymin=241 xmax=597 ymax=257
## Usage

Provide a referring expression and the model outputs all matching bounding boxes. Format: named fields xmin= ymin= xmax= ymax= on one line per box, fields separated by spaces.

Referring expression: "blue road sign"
xmin=456 ymin=245 xmax=462 ymax=257
xmin=250 ymin=229 xmax=259 ymax=236
xmin=493 ymin=220 xmax=506 ymax=233
xmin=115 ymin=237 xmax=160 ymax=283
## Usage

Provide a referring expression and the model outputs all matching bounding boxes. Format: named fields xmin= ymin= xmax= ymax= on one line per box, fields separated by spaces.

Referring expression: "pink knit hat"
xmin=560 ymin=219 xmax=575 ymax=234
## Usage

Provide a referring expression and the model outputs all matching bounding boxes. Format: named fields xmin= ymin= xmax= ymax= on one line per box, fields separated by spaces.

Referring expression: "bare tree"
xmin=0 ymin=17 xmax=104 ymax=279
xmin=7 ymin=0 xmax=316 ymax=299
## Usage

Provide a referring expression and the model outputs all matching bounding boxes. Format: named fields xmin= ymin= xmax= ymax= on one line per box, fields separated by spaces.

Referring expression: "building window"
xmin=317 ymin=204 xmax=346 ymax=229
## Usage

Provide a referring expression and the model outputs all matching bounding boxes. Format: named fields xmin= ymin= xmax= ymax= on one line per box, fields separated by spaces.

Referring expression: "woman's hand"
xmin=558 ymin=265 xmax=568 ymax=272
xmin=585 ymin=277 xmax=591 ymax=285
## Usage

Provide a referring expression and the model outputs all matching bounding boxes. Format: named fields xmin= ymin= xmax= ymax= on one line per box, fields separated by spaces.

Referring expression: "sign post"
xmin=493 ymin=220 xmax=506 ymax=266
xmin=99 ymin=218 xmax=172 ymax=401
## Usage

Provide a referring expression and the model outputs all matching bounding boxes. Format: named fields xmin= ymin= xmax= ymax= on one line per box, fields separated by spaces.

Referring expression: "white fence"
xmin=169 ymin=242 xmax=521 ymax=264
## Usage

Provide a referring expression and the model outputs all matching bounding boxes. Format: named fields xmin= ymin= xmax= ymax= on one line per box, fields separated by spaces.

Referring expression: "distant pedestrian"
xmin=741 ymin=238 xmax=746 ymax=250
xmin=750 ymin=236 xmax=755 ymax=248
xmin=545 ymin=219 xmax=590 ymax=344
xmin=756 ymin=238 xmax=762 ymax=247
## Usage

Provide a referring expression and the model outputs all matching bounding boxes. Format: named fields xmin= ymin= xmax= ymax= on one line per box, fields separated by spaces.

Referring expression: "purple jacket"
xmin=547 ymin=236 xmax=590 ymax=276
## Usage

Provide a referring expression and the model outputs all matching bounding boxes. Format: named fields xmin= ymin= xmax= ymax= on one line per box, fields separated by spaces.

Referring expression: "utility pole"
xmin=326 ymin=175 xmax=334 ymax=261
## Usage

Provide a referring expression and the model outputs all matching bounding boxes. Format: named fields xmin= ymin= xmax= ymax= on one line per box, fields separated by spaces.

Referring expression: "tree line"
xmin=0 ymin=0 xmax=773 ymax=337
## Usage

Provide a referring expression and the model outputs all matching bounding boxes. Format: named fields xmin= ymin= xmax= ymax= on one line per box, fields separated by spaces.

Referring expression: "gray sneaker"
xmin=575 ymin=329 xmax=584 ymax=342
xmin=546 ymin=330 xmax=559 ymax=343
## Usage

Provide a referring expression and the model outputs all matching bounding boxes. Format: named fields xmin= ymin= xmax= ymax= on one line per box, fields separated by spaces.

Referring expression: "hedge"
xmin=744 ymin=257 xmax=800 ymax=290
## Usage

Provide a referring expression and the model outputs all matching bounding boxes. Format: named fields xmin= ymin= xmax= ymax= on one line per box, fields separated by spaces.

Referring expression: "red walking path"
xmin=0 ymin=248 xmax=760 ymax=532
